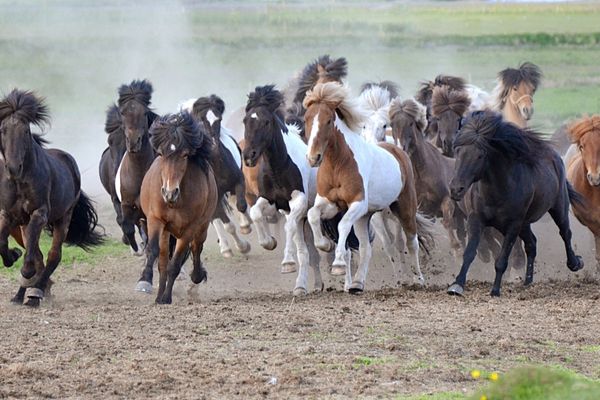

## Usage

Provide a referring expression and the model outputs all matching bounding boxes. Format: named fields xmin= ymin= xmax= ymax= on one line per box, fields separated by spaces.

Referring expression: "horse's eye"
xmin=512 ymin=87 xmax=517 ymax=91
xmin=383 ymin=124 xmax=387 ymax=129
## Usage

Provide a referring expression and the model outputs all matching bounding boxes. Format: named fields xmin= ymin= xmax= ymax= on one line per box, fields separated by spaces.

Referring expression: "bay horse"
xmin=389 ymin=97 xmax=464 ymax=256
xmin=430 ymin=85 xmax=471 ymax=157
xmin=304 ymin=82 xmax=434 ymax=293
xmin=98 ymin=104 xmax=127 ymax=243
xmin=242 ymin=85 xmax=323 ymax=295
xmin=0 ymin=89 xmax=103 ymax=306
xmin=448 ymin=110 xmax=583 ymax=297
xmin=140 ymin=112 xmax=217 ymax=304
xmin=184 ymin=95 xmax=252 ymax=257
xmin=490 ymin=62 xmax=542 ymax=129
xmin=115 ymin=79 xmax=158 ymax=256
xmin=565 ymin=115 xmax=600 ymax=268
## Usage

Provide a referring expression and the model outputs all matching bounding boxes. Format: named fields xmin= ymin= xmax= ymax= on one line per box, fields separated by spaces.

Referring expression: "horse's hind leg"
xmin=304 ymin=222 xmax=323 ymax=292
xmin=519 ymin=225 xmax=537 ymax=286
xmin=442 ymin=198 xmax=462 ymax=258
xmin=348 ymin=214 xmax=372 ymax=294
xmin=491 ymin=228 xmax=520 ymax=297
xmin=233 ymin=181 xmax=252 ymax=235
xmin=0 ymin=215 xmax=22 ymax=268
xmin=371 ymin=211 xmax=404 ymax=268
xmin=549 ymin=203 xmax=583 ymax=272
xmin=390 ymin=202 xmax=424 ymax=286
xmin=212 ymin=219 xmax=233 ymax=258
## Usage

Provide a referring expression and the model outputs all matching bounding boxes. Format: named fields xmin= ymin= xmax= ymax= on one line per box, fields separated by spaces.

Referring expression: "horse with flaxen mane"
xmin=431 ymin=85 xmax=471 ymax=157
xmin=140 ymin=112 xmax=218 ymax=304
xmin=448 ymin=110 xmax=583 ymax=297
xmin=359 ymin=80 xmax=399 ymax=143
xmin=389 ymin=97 xmax=464 ymax=256
xmin=565 ymin=115 xmax=600 ymax=268
xmin=115 ymin=79 xmax=158 ymax=257
xmin=490 ymin=62 xmax=542 ymax=128
xmin=0 ymin=89 xmax=103 ymax=306
xmin=304 ymin=82 xmax=434 ymax=292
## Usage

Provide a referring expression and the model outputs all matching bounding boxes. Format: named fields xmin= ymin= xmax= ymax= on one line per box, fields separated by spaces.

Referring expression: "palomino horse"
xmin=304 ymin=82 xmax=434 ymax=293
xmin=565 ymin=115 xmax=600 ymax=268
xmin=99 ymin=104 xmax=127 ymax=243
xmin=0 ymin=90 xmax=103 ymax=306
xmin=490 ymin=62 xmax=542 ymax=129
xmin=243 ymin=85 xmax=323 ymax=295
xmin=140 ymin=112 xmax=218 ymax=304
xmin=115 ymin=79 xmax=158 ymax=256
xmin=448 ymin=110 xmax=583 ymax=297
xmin=431 ymin=85 xmax=471 ymax=157
xmin=181 ymin=95 xmax=252 ymax=258
xmin=389 ymin=97 xmax=464 ymax=256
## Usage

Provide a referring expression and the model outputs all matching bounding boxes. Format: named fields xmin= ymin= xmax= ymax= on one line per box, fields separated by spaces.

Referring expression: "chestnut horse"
xmin=0 ymin=90 xmax=103 ymax=306
xmin=490 ymin=62 xmax=542 ymax=129
xmin=304 ymin=82 xmax=434 ymax=293
xmin=448 ymin=110 xmax=583 ymax=297
xmin=565 ymin=115 xmax=600 ymax=268
xmin=140 ymin=112 xmax=218 ymax=304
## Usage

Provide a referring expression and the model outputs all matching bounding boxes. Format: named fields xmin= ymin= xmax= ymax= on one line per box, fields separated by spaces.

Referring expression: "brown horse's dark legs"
xmin=490 ymin=229 xmax=519 ymax=297
xmin=158 ymin=239 xmax=189 ymax=304
xmin=548 ymin=207 xmax=583 ymax=271
xmin=111 ymin=196 xmax=128 ymax=244
xmin=0 ymin=215 xmax=21 ymax=267
xmin=234 ymin=182 xmax=248 ymax=214
xmin=153 ymin=230 xmax=170 ymax=301
xmin=449 ymin=216 xmax=483 ymax=295
xmin=21 ymin=208 xmax=47 ymax=281
xmin=519 ymin=225 xmax=537 ymax=286
xmin=121 ymin=204 xmax=140 ymax=253
xmin=190 ymin=229 xmax=209 ymax=284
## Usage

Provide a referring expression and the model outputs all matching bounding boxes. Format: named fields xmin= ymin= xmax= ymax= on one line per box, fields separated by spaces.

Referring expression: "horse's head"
xmin=117 ymin=80 xmax=153 ymax=153
xmin=569 ymin=115 xmax=600 ymax=186
xmin=150 ymin=112 xmax=211 ymax=207
xmin=358 ymin=82 xmax=398 ymax=144
xmin=191 ymin=95 xmax=225 ymax=142
xmin=432 ymin=86 xmax=470 ymax=157
xmin=242 ymin=85 xmax=285 ymax=167
xmin=450 ymin=111 xmax=498 ymax=201
xmin=0 ymin=90 xmax=49 ymax=179
xmin=497 ymin=62 xmax=542 ymax=122
xmin=304 ymin=99 xmax=336 ymax=167
xmin=389 ymin=98 xmax=428 ymax=153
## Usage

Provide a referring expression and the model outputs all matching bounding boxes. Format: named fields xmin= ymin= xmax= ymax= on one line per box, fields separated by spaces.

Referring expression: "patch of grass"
xmin=352 ymin=355 xmax=394 ymax=368
xmin=580 ymin=345 xmax=600 ymax=353
xmin=471 ymin=365 xmax=600 ymax=400
xmin=397 ymin=392 xmax=464 ymax=400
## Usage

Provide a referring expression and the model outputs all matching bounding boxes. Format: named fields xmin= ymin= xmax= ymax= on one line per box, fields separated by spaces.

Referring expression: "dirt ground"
xmin=1 ymin=207 xmax=599 ymax=399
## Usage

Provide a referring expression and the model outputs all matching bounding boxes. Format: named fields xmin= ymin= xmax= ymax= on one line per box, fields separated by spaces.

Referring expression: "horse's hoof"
xmin=293 ymin=287 xmax=308 ymax=297
xmin=240 ymin=226 xmax=252 ymax=235
xmin=19 ymin=275 xmax=37 ymax=288
xmin=131 ymin=249 xmax=144 ymax=257
xmin=490 ymin=288 xmax=501 ymax=297
xmin=348 ymin=282 xmax=364 ymax=295
xmin=314 ymin=282 xmax=325 ymax=292
xmin=281 ymin=262 xmax=297 ymax=274
xmin=414 ymin=276 xmax=426 ymax=287
xmin=261 ymin=237 xmax=277 ymax=251
xmin=524 ymin=277 xmax=533 ymax=287
xmin=24 ymin=297 xmax=41 ymax=308
xmin=155 ymin=297 xmax=172 ymax=305
xmin=221 ymin=249 xmax=233 ymax=259
xmin=568 ymin=256 xmax=584 ymax=272
xmin=135 ymin=281 xmax=153 ymax=294
xmin=447 ymin=283 xmax=464 ymax=296
xmin=330 ymin=265 xmax=346 ymax=276
xmin=237 ymin=241 xmax=251 ymax=254
xmin=7 ymin=248 xmax=23 ymax=267
xmin=10 ymin=295 xmax=24 ymax=305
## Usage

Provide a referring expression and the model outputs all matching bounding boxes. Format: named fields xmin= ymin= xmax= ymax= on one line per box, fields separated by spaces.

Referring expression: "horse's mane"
xmin=304 ymin=82 xmax=368 ymax=133
xmin=104 ymin=104 xmax=123 ymax=135
xmin=389 ymin=97 xmax=428 ymax=133
xmin=431 ymin=86 xmax=471 ymax=118
xmin=568 ymin=115 xmax=600 ymax=143
xmin=454 ymin=110 xmax=552 ymax=165
xmin=360 ymin=81 xmax=399 ymax=100
xmin=284 ymin=102 xmax=304 ymax=130
xmin=359 ymin=83 xmax=397 ymax=115
xmin=0 ymin=89 xmax=50 ymax=130
xmin=117 ymin=79 xmax=153 ymax=107
xmin=293 ymin=55 xmax=348 ymax=105
xmin=192 ymin=95 xmax=225 ymax=121
xmin=150 ymin=111 xmax=213 ymax=170
xmin=491 ymin=62 xmax=542 ymax=110
xmin=415 ymin=75 xmax=466 ymax=106
xmin=246 ymin=84 xmax=288 ymax=122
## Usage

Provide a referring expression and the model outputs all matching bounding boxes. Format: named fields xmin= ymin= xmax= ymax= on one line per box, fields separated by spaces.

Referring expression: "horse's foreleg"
xmin=111 ymin=195 xmax=127 ymax=244
xmin=548 ymin=203 xmax=583 ymax=272
xmin=348 ymin=214 xmax=373 ymax=294
xmin=333 ymin=201 xmax=368 ymax=268
xmin=121 ymin=203 xmax=140 ymax=255
xmin=249 ymin=197 xmax=277 ymax=250
xmin=158 ymin=238 xmax=190 ymax=305
xmin=187 ymin=226 xmax=210 ymax=301
xmin=307 ymin=195 xmax=339 ymax=253
xmin=448 ymin=215 xmax=483 ymax=296
xmin=519 ymin=224 xmax=538 ymax=286
xmin=20 ymin=208 xmax=47 ymax=285
xmin=490 ymin=228 xmax=520 ymax=297
xmin=390 ymin=201 xmax=424 ymax=286
xmin=233 ymin=181 xmax=252 ymax=235
xmin=223 ymin=220 xmax=251 ymax=255
xmin=595 ymin=235 xmax=600 ymax=272
xmin=282 ymin=191 xmax=309 ymax=295
xmin=136 ymin=220 xmax=165 ymax=294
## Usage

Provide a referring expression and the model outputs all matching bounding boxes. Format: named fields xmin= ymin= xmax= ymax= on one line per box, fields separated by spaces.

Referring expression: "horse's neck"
xmin=263 ymin=127 xmax=289 ymax=169
xmin=502 ymin=102 xmax=527 ymax=129
xmin=128 ymin=136 xmax=155 ymax=169
xmin=322 ymin=127 xmax=356 ymax=175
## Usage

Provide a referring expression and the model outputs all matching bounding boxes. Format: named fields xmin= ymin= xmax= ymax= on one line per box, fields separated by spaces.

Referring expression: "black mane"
xmin=117 ymin=79 xmax=153 ymax=107
xmin=150 ymin=111 xmax=213 ymax=170
xmin=360 ymin=80 xmax=400 ymax=99
xmin=104 ymin=104 xmax=123 ymax=135
xmin=454 ymin=110 xmax=552 ymax=165
xmin=192 ymin=95 xmax=225 ymax=120
xmin=0 ymin=89 xmax=50 ymax=130
xmin=293 ymin=55 xmax=347 ymax=105
xmin=498 ymin=62 xmax=542 ymax=92
xmin=247 ymin=85 xmax=285 ymax=114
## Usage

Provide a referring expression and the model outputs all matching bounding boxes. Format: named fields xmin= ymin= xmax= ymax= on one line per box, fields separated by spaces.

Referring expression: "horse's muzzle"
xmin=243 ymin=150 xmax=258 ymax=167
xmin=521 ymin=106 xmax=533 ymax=121
xmin=161 ymin=187 xmax=180 ymax=206
xmin=307 ymin=153 xmax=322 ymax=168
xmin=587 ymin=173 xmax=600 ymax=187
xmin=450 ymin=185 xmax=466 ymax=201
xmin=5 ymin=163 xmax=23 ymax=180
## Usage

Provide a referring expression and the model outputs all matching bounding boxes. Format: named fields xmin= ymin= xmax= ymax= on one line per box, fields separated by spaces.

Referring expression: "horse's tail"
xmin=567 ymin=181 xmax=587 ymax=209
xmin=416 ymin=213 xmax=436 ymax=256
xmin=65 ymin=191 xmax=105 ymax=250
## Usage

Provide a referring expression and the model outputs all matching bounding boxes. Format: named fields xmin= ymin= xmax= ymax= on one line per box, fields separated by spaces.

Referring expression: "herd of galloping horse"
xmin=2 ymin=55 xmax=599 ymax=306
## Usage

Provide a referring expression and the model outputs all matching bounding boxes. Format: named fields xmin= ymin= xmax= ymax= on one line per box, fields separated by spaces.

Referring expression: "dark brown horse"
xmin=0 ymin=90 xmax=103 ymax=306
xmin=430 ymin=85 xmax=470 ymax=157
xmin=140 ymin=112 xmax=218 ymax=304
xmin=115 ymin=80 xmax=158 ymax=256
xmin=448 ymin=110 xmax=583 ymax=297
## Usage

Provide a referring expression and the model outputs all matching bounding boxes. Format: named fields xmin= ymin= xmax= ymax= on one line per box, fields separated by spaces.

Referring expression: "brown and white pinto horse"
xmin=139 ymin=112 xmax=218 ymax=304
xmin=566 ymin=115 xmax=600 ymax=268
xmin=490 ymin=62 xmax=542 ymax=129
xmin=304 ymin=82 xmax=433 ymax=293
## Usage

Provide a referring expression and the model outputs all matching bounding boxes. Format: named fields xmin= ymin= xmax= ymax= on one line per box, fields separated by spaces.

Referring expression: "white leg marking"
xmin=212 ymin=219 xmax=232 ymax=258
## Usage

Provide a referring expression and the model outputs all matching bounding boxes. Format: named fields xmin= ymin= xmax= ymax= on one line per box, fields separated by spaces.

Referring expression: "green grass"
xmin=397 ymin=393 xmax=464 ymax=400
xmin=471 ymin=366 xmax=600 ymax=400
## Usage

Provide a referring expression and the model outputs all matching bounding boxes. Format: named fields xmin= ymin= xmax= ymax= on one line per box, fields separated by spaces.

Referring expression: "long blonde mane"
xmin=358 ymin=85 xmax=393 ymax=121
xmin=568 ymin=115 xmax=600 ymax=143
xmin=389 ymin=97 xmax=428 ymax=133
xmin=303 ymin=82 xmax=368 ymax=133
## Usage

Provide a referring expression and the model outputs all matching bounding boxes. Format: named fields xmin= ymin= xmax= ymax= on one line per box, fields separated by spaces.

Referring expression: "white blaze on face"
xmin=170 ymin=144 xmax=176 ymax=151
xmin=306 ymin=113 xmax=319 ymax=154
xmin=206 ymin=110 xmax=219 ymax=126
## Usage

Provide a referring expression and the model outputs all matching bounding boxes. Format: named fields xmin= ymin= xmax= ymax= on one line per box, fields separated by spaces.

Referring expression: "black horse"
xmin=0 ymin=90 xmax=103 ymax=306
xmin=448 ymin=110 xmax=583 ymax=297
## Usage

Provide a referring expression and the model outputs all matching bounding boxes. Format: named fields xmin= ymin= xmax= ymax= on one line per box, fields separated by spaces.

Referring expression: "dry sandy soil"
xmin=1 ymin=209 xmax=599 ymax=399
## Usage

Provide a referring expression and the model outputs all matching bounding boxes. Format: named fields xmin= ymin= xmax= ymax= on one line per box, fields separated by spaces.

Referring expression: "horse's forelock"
xmin=193 ymin=95 xmax=225 ymax=120
xmin=389 ymin=98 xmax=427 ymax=133
xmin=568 ymin=115 xmax=600 ymax=143
xmin=117 ymin=79 xmax=153 ymax=108
xmin=0 ymin=89 xmax=50 ymax=129
xmin=246 ymin=85 xmax=284 ymax=114
xmin=304 ymin=82 xmax=366 ymax=132
xmin=431 ymin=86 xmax=470 ymax=117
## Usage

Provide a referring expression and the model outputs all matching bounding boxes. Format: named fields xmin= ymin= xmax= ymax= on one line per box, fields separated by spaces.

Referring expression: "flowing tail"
xmin=65 ymin=191 xmax=105 ymax=250
xmin=415 ymin=213 xmax=436 ymax=256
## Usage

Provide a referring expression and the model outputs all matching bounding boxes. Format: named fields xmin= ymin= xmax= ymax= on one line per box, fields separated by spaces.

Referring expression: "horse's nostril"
xmin=173 ymin=187 xmax=180 ymax=198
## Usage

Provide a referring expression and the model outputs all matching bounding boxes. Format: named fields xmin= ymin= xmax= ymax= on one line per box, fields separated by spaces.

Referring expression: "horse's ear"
xmin=317 ymin=64 xmax=327 ymax=80
xmin=303 ymin=97 xmax=315 ymax=110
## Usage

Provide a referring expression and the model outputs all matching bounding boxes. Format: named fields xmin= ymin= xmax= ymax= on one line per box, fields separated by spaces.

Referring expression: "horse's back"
xmin=281 ymin=126 xmax=316 ymax=200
